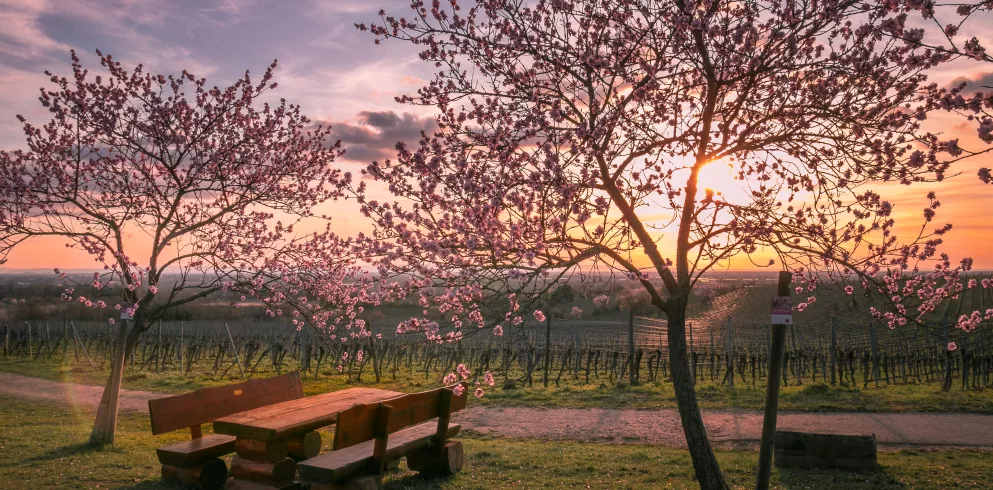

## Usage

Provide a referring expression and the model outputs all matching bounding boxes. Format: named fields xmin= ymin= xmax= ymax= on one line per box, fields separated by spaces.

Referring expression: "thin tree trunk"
xmin=89 ymin=319 xmax=140 ymax=445
xmin=667 ymin=311 xmax=729 ymax=490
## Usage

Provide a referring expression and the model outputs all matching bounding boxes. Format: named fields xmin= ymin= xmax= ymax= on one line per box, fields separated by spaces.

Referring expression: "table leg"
xmin=287 ymin=431 xmax=322 ymax=460
xmin=225 ymin=438 xmax=298 ymax=490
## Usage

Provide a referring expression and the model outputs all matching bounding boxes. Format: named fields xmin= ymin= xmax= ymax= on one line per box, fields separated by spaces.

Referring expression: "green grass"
xmin=1 ymin=395 xmax=992 ymax=489
xmin=3 ymin=357 xmax=993 ymax=414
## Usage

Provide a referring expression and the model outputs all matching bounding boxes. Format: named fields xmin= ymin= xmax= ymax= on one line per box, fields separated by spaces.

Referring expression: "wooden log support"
xmin=235 ymin=439 xmax=290 ymax=462
xmin=229 ymin=455 xmax=296 ymax=486
xmin=406 ymin=440 xmax=464 ymax=475
xmin=162 ymin=458 xmax=228 ymax=490
xmin=287 ymin=431 xmax=321 ymax=460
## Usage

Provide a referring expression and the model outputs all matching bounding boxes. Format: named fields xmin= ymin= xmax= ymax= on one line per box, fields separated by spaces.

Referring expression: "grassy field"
xmin=3 ymin=357 xmax=993 ymax=414
xmin=1 ymin=395 xmax=991 ymax=489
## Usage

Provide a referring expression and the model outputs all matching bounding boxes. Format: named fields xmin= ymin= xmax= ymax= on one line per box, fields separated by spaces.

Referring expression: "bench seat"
xmin=156 ymin=433 xmax=237 ymax=467
xmin=298 ymin=422 xmax=461 ymax=484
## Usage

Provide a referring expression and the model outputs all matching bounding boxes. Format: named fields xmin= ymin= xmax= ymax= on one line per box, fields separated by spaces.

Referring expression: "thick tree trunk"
xmin=89 ymin=320 xmax=141 ymax=445
xmin=667 ymin=311 xmax=729 ymax=490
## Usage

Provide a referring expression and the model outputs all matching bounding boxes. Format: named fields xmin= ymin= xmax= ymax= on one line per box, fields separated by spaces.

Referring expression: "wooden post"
xmin=156 ymin=320 xmax=162 ymax=373
xmin=942 ymin=319 xmax=952 ymax=392
xmin=869 ymin=322 xmax=879 ymax=387
xmin=543 ymin=314 xmax=551 ymax=387
xmin=301 ymin=325 xmax=311 ymax=374
xmin=224 ymin=323 xmax=246 ymax=379
xmin=961 ymin=332 xmax=969 ymax=390
xmin=69 ymin=321 xmax=94 ymax=367
xmin=27 ymin=322 xmax=32 ymax=357
xmin=755 ymin=271 xmax=791 ymax=490
xmin=61 ymin=319 xmax=69 ymax=362
xmin=628 ymin=311 xmax=636 ymax=385
xmin=726 ymin=316 xmax=734 ymax=387
xmin=789 ymin=323 xmax=799 ymax=384
xmin=44 ymin=322 xmax=52 ymax=357
xmin=2 ymin=323 xmax=8 ymax=359
xmin=179 ymin=322 xmax=185 ymax=377
xmin=830 ymin=317 xmax=838 ymax=386
xmin=688 ymin=321 xmax=695 ymax=386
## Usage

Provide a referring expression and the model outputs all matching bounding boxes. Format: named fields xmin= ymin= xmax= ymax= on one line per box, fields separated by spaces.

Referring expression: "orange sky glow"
xmin=1 ymin=2 xmax=991 ymax=272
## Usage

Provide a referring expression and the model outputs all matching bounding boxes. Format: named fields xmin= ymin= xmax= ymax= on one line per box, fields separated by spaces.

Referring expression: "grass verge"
xmin=1 ymin=395 xmax=992 ymax=489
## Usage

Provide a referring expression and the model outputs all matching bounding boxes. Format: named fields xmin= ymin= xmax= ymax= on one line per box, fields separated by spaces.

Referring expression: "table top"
xmin=213 ymin=387 xmax=403 ymax=441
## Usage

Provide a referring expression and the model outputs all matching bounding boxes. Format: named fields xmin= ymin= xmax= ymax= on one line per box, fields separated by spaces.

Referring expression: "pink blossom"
xmin=948 ymin=342 xmax=957 ymax=351
xmin=452 ymin=384 xmax=465 ymax=397
xmin=533 ymin=310 xmax=546 ymax=322
xmin=474 ymin=388 xmax=484 ymax=398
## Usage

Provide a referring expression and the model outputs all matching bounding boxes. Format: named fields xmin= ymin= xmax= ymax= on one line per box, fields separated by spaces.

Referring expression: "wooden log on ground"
xmin=406 ymin=440 xmax=464 ymax=475
xmin=162 ymin=458 xmax=228 ymax=489
xmin=774 ymin=430 xmax=877 ymax=471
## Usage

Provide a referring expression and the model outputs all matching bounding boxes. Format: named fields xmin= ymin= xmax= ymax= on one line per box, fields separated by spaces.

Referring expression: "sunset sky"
xmin=1 ymin=0 xmax=991 ymax=271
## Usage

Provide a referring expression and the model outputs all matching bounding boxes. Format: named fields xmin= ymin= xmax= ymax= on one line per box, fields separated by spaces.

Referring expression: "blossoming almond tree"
xmin=355 ymin=1 xmax=993 ymax=487
xmin=0 ymin=51 xmax=354 ymax=445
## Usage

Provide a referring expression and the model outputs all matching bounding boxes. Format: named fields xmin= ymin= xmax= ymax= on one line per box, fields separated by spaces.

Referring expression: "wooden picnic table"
xmin=213 ymin=387 xmax=402 ymax=490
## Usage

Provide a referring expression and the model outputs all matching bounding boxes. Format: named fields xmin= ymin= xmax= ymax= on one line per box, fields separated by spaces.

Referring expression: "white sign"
xmin=771 ymin=296 xmax=792 ymax=324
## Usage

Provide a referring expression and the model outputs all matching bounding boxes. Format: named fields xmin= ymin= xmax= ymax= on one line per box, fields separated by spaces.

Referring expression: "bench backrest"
xmin=148 ymin=371 xmax=304 ymax=436
xmin=333 ymin=384 xmax=468 ymax=471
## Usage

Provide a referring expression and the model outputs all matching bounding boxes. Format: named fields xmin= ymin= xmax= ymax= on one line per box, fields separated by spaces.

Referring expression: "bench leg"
xmin=228 ymin=455 xmax=296 ymax=487
xmin=308 ymin=475 xmax=382 ymax=490
xmin=225 ymin=437 xmax=298 ymax=489
xmin=162 ymin=458 xmax=227 ymax=489
xmin=406 ymin=440 xmax=464 ymax=475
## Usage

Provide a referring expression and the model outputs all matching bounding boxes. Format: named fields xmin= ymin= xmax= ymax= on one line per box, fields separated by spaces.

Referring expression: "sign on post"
xmin=771 ymin=296 xmax=792 ymax=325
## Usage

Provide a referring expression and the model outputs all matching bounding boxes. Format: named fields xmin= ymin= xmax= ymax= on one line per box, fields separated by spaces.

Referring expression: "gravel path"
xmin=3 ymin=372 xmax=991 ymax=448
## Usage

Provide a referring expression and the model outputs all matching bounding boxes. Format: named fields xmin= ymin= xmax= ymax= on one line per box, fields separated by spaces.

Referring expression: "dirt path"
xmin=3 ymin=372 xmax=991 ymax=448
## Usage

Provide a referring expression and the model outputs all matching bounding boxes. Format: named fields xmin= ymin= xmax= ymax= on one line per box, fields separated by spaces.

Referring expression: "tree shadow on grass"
xmin=114 ymin=481 xmax=171 ymax=490
xmin=20 ymin=441 xmax=108 ymax=463
xmin=776 ymin=465 xmax=908 ymax=489
xmin=385 ymin=472 xmax=459 ymax=490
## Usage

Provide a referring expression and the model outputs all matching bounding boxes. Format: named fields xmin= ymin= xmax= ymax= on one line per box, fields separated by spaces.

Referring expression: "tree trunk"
xmin=667 ymin=310 xmax=729 ymax=490
xmin=89 ymin=320 xmax=141 ymax=445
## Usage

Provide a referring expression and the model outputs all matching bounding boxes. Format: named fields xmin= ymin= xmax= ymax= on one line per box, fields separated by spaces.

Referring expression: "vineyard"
xmin=3 ymin=285 xmax=992 ymax=394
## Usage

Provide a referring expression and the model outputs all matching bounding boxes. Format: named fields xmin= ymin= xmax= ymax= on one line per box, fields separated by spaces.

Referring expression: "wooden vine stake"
xmin=755 ymin=271 xmax=792 ymax=490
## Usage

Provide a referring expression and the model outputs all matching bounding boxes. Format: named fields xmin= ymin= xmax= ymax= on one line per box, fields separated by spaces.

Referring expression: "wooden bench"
xmin=148 ymin=371 xmax=304 ymax=489
xmin=297 ymin=385 xmax=468 ymax=489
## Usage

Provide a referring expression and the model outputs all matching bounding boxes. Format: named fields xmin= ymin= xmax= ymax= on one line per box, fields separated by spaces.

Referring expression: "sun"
xmin=696 ymin=158 xmax=745 ymax=203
